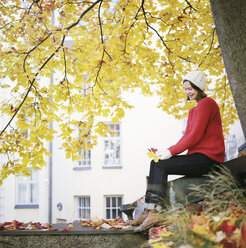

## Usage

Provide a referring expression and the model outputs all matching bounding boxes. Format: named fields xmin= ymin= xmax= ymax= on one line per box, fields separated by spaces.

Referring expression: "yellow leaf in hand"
xmin=147 ymin=151 xmax=159 ymax=163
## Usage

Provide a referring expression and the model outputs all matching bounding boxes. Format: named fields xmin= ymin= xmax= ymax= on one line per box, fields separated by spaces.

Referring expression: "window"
xmin=103 ymin=123 xmax=121 ymax=168
xmin=77 ymin=196 xmax=90 ymax=220
xmin=16 ymin=169 xmax=38 ymax=208
xmin=105 ymin=196 xmax=122 ymax=220
xmin=75 ymin=129 xmax=91 ymax=169
xmin=77 ymin=148 xmax=91 ymax=168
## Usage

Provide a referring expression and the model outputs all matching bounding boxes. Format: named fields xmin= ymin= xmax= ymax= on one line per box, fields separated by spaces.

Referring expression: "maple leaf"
xmin=100 ymin=223 xmax=111 ymax=229
xmin=220 ymin=220 xmax=237 ymax=237
xmin=81 ymin=223 xmax=91 ymax=227
xmin=151 ymin=226 xmax=166 ymax=235
xmin=190 ymin=212 xmax=207 ymax=225
xmin=147 ymin=148 xmax=159 ymax=163
xmin=148 ymin=240 xmax=170 ymax=248
xmin=33 ymin=222 xmax=42 ymax=229
xmin=49 ymin=228 xmax=59 ymax=231
xmin=41 ymin=223 xmax=51 ymax=229
xmin=189 ymin=223 xmax=210 ymax=235
xmin=150 ymin=226 xmax=173 ymax=239
xmin=148 ymin=148 xmax=158 ymax=154
xmin=61 ymin=228 xmax=70 ymax=232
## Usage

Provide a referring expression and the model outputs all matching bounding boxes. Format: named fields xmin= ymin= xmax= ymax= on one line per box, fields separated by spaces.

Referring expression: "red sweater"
xmin=168 ymin=97 xmax=225 ymax=163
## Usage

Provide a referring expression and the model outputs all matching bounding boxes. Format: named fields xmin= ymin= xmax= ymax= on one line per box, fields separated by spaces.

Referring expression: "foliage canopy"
xmin=0 ymin=0 xmax=237 ymax=183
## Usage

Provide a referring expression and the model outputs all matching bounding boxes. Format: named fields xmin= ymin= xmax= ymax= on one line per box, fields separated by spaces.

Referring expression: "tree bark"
xmin=210 ymin=0 xmax=246 ymax=139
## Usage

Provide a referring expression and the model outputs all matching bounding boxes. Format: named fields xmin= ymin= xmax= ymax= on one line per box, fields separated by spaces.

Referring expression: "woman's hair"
xmin=184 ymin=80 xmax=207 ymax=102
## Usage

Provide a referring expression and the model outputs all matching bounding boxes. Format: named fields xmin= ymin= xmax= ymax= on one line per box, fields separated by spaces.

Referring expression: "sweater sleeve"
xmin=168 ymin=98 xmax=215 ymax=156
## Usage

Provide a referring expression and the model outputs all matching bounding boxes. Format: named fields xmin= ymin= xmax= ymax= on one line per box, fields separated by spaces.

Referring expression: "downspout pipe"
xmin=48 ymin=73 xmax=53 ymax=224
xmin=48 ymin=10 xmax=55 ymax=224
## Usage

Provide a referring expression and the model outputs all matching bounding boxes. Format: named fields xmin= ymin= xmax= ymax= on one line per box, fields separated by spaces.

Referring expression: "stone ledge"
xmin=0 ymin=223 xmax=136 ymax=236
xmin=0 ymin=224 xmax=147 ymax=248
xmin=168 ymin=176 xmax=209 ymax=205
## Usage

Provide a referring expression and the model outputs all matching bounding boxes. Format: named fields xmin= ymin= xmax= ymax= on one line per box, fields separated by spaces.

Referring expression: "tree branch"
xmin=141 ymin=0 xmax=193 ymax=63
xmin=198 ymin=28 xmax=215 ymax=68
xmin=98 ymin=0 xmax=104 ymax=44
xmin=0 ymin=35 xmax=66 ymax=136
xmin=62 ymin=46 xmax=72 ymax=106
xmin=91 ymin=0 xmax=111 ymax=95
xmin=27 ymin=0 xmax=40 ymax=14
xmin=144 ymin=11 xmax=172 ymax=27
xmin=0 ymin=19 xmax=22 ymax=30
xmin=23 ymin=32 xmax=52 ymax=72
xmin=123 ymin=4 xmax=142 ymax=53
xmin=141 ymin=1 xmax=171 ymax=53
xmin=65 ymin=0 xmax=102 ymax=31
xmin=184 ymin=0 xmax=197 ymax=12
xmin=1 ymin=0 xmax=102 ymax=136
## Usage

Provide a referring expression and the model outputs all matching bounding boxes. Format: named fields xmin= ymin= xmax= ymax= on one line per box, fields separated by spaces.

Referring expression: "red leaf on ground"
xmin=61 ymin=228 xmax=70 ymax=232
xmin=220 ymin=220 xmax=236 ymax=237
xmin=33 ymin=222 xmax=42 ymax=229
xmin=49 ymin=228 xmax=59 ymax=231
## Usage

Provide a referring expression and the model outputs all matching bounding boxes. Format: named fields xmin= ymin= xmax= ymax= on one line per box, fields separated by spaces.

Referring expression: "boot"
xmin=134 ymin=210 xmax=164 ymax=232
xmin=127 ymin=209 xmax=148 ymax=226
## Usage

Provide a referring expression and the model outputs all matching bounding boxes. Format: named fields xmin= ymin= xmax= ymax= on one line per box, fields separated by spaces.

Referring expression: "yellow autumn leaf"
xmin=190 ymin=223 xmax=210 ymax=235
xmin=160 ymin=230 xmax=174 ymax=238
xmin=148 ymin=239 xmax=171 ymax=248
xmin=147 ymin=151 xmax=159 ymax=163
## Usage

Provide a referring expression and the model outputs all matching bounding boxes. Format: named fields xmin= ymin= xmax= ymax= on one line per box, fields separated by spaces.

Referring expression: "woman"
xmin=132 ymin=71 xmax=225 ymax=232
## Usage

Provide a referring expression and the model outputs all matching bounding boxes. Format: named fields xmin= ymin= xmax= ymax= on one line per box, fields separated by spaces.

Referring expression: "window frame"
xmin=75 ymin=145 xmax=91 ymax=170
xmin=15 ymin=169 xmax=39 ymax=209
xmin=104 ymin=195 xmax=123 ymax=220
xmin=74 ymin=128 xmax=92 ymax=170
xmin=103 ymin=123 xmax=122 ymax=168
xmin=77 ymin=196 xmax=91 ymax=220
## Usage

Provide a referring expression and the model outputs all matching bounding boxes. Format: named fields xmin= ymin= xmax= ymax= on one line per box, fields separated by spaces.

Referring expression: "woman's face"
xmin=183 ymin=81 xmax=198 ymax=101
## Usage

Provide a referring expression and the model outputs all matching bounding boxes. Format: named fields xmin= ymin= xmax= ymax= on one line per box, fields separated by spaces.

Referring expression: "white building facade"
xmin=0 ymin=90 xmax=245 ymax=224
xmin=0 ymin=90 xmax=187 ymax=223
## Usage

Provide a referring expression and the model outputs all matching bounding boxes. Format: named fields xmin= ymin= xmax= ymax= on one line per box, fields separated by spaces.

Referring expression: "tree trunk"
xmin=210 ymin=0 xmax=246 ymax=139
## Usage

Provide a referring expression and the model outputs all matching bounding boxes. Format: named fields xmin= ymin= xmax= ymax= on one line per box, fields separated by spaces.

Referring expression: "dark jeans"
xmin=145 ymin=153 xmax=218 ymax=206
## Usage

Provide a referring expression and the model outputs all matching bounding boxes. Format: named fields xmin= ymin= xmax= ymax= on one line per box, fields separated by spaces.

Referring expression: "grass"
xmin=142 ymin=165 xmax=246 ymax=248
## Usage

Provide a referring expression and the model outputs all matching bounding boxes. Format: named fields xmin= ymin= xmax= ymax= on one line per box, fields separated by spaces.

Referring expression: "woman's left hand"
xmin=156 ymin=148 xmax=172 ymax=160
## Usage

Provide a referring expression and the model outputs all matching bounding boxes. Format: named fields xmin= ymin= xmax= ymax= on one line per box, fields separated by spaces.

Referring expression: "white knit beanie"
xmin=183 ymin=71 xmax=206 ymax=91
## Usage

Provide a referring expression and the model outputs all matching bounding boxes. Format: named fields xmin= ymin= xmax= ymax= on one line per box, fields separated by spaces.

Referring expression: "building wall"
xmin=0 ymin=91 xmax=183 ymax=223
xmin=1 ymin=90 xmax=245 ymax=223
xmin=49 ymin=91 xmax=184 ymax=223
